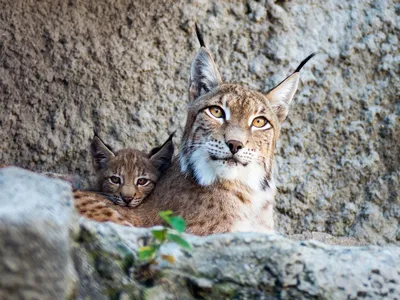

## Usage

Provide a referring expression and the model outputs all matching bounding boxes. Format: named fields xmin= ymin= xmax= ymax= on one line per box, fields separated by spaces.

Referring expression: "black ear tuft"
xmin=294 ymin=52 xmax=316 ymax=73
xmin=149 ymin=132 xmax=175 ymax=175
xmin=90 ymin=133 xmax=115 ymax=171
xmin=195 ymin=23 xmax=206 ymax=48
xmin=93 ymin=130 xmax=114 ymax=153
xmin=265 ymin=53 xmax=315 ymax=123
xmin=189 ymin=25 xmax=222 ymax=101
xmin=148 ymin=131 xmax=175 ymax=158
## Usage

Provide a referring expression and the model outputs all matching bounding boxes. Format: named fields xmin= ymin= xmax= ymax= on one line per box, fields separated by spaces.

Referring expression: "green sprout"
xmin=138 ymin=210 xmax=192 ymax=263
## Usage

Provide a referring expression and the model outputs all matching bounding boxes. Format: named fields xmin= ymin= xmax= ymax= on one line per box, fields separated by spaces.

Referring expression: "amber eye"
xmin=137 ymin=178 xmax=149 ymax=186
xmin=207 ymin=106 xmax=225 ymax=119
xmin=252 ymin=117 xmax=268 ymax=128
xmin=109 ymin=176 xmax=121 ymax=184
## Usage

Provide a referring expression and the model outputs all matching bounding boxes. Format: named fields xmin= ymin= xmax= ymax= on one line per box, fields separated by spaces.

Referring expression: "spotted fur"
xmin=74 ymin=190 xmax=134 ymax=226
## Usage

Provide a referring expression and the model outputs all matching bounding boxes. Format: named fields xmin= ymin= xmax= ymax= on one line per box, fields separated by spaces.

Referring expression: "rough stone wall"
xmin=0 ymin=0 xmax=398 ymax=244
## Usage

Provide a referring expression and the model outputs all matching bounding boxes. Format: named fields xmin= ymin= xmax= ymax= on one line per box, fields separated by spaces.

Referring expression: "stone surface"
xmin=77 ymin=219 xmax=400 ymax=299
xmin=288 ymin=231 xmax=368 ymax=246
xmin=0 ymin=0 xmax=398 ymax=244
xmin=0 ymin=167 xmax=399 ymax=299
xmin=0 ymin=167 xmax=79 ymax=299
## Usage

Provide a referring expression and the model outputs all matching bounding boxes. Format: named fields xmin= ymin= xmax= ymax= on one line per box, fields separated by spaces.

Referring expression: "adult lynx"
xmin=95 ymin=27 xmax=314 ymax=235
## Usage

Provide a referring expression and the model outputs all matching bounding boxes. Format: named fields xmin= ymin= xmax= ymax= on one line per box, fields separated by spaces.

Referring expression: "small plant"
xmin=138 ymin=210 xmax=192 ymax=263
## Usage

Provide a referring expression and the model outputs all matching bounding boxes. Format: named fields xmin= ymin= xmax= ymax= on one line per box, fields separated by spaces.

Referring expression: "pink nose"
xmin=226 ymin=140 xmax=244 ymax=154
xmin=121 ymin=196 xmax=133 ymax=204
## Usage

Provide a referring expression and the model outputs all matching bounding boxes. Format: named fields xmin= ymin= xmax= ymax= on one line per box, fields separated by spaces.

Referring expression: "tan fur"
xmin=74 ymin=190 xmax=134 ymax=226
xmin=100 ymin=162 xmax=272 ymax=234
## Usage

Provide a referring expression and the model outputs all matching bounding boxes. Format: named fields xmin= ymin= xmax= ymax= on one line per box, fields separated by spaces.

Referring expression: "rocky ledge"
xmin=0 ymin=167 xmax=399 ymax=299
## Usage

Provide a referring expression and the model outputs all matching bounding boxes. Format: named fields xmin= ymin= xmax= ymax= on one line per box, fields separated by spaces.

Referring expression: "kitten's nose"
xmin=226 ymin=140 xmax=244 ymax=155
xmin=121 ymin=196 xmax=133 ymax=204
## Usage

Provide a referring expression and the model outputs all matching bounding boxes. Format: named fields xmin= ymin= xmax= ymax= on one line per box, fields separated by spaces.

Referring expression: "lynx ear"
xmin=149 ymin=133 xmax=175 ymax=174
xmin=266 ymin=53 xmax=315 ymax=123
xmin=266 ymin=73 xmax=300 ymax=123
xmin=189 ymin=26 xmax=222 ymax=102
xmin=189 ymin=48 xmax=222 ymax=102
xmin=90 ymin=133 xmax=115 ymax=171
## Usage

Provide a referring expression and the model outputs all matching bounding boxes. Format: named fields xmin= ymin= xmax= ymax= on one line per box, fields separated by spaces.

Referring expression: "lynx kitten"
xmin=74 ymin=133 xmax=174 ymax=225
xmin=90 ymin=133 xmax=174 ymax=207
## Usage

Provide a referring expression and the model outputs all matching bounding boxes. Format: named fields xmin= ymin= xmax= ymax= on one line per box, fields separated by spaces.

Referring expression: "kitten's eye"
xmin=207 ymin=106 xmax=225 ymax=119
xmin=109 ymin=176 xmax=121 ymax=184
xmin=252 ymin=117 xmax=270 ymax=129
xmin=137 ymin=178 xmax=149 ymax=186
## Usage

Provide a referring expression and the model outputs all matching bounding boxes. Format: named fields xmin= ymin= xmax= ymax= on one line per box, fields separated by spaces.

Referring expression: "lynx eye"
xmin=109 ymin=176 xmax=121 ymax=184
xmin=137 ymin=178 xmax=150 ymax=186
xmin=206 ymin=106 xmax=225 ymax=119
xmin=251 ymin=117 xmax=271 ymax=129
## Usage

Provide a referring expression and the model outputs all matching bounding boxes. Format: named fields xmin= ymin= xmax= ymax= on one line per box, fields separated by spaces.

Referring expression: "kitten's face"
xmin=98 ymin=149 xmax=158 ymax=207
xmin=91 ymin=135 xmax=174 ymax=207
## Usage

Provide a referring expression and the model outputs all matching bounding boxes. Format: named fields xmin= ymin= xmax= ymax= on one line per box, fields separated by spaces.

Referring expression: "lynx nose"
xmin=121 ymin=196 xmax=133 ymax=204
xmin=226 ymin=140 xmax=244 ymax=155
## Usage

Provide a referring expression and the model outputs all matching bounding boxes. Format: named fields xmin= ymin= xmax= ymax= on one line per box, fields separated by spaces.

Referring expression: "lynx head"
xmin=91 ymin=133 xmax=174 ymax=207
xmin=180 ymin=28 xmax=314 ymax=191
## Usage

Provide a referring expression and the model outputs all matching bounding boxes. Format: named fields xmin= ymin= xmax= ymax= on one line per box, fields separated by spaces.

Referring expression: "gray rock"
xmin=0 ymin=0 xmax=398 ymax=245
xmin=0 ymin=167 xmax=399 ymax=299
xmin=77 ymin=220 xmax=400 ymax=299
xmin=288 ymin=231 xmax=368 ymax=246
xmin=0 ymin=167 xmax=79 ymax=299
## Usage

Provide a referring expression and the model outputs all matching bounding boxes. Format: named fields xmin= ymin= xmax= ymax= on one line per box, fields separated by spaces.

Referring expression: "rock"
xmin=42 ymin=171 xmax=83 ymax=190
xmin=288 ymin=231 xmax=368 ymax=246
xmin=0 ymin=167 xmax=79 ymax=299
xmin=1 ymin=167 xmax=399 ymax=299
xmin=0 ymin=0 xmax=398 ymax=245
xmin=247 ymin=1 xmax=267 ymax=22
xmin=77 ymin=219 xmax=400 ymax=299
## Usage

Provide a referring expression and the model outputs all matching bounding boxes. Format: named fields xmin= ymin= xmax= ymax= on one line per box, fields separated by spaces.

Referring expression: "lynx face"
xmin=180 ymin=85 xmax=280 ymax=190
xmin=180 ymin=38 xmax=314 ymax=193
xmin=91 ymin=134 xmax=174 ymax=207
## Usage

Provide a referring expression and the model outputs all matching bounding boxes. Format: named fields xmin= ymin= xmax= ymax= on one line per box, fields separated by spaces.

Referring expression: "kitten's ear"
xmin=149 ymin=133 xmax=175 ymax=174
xmin=90 ymin=133 xmax=115 ymax=171
xmin=189 ymin=25 xmax=222 ymax=102
xmin=266 ymin=53 xmax=315 ymax=123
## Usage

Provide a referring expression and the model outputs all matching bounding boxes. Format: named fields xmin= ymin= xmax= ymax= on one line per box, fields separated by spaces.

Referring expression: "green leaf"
xmin=152 ymin=229 xmax=167 ymax=242
xmin=138 ymin=245 xmax=158 ymax=260
xmin=169 ymin=216 xmax=186 ymax=233
xmin=159 ymin=210 xmax=173 ymax=217
xmin=167 ymin=233 xmax=192 ymax=250
xmin=159 ymin=210 xmax=174 ymax=225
